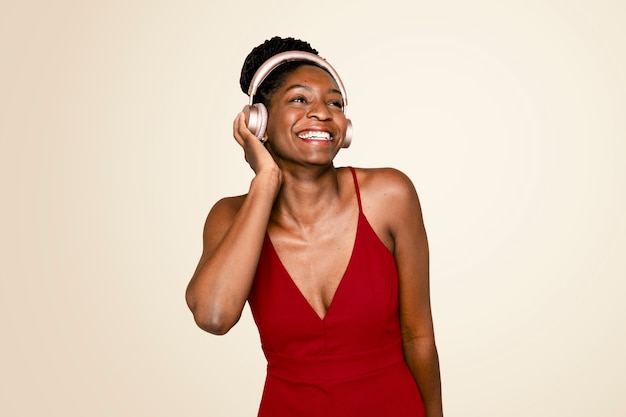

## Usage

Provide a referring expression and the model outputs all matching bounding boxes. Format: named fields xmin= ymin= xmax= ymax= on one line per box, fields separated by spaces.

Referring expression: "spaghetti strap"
xmin=348 ymin=166 xmax=363 ymax=213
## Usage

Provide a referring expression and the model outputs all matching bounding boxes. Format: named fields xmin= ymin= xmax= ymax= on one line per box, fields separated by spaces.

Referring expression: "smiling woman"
xmin=185 ymin=36 xmax=443 ymax=417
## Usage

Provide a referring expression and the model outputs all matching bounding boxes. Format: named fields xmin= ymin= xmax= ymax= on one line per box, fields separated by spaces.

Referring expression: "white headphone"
xmin=242 ymin=51 xmax=353 ymax=148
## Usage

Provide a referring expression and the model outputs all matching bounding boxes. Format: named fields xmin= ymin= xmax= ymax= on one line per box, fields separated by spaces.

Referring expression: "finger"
xmin=232 ymin=112 xmax=246 ymax=147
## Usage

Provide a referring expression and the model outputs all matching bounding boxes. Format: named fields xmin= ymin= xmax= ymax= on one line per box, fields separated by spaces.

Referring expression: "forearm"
xmin=402 ymin=337 xmax=443 ymax=417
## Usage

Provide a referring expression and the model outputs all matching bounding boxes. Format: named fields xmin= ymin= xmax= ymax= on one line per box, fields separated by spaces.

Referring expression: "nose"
xmin=306 ymin=100 xmax=332 ymax=121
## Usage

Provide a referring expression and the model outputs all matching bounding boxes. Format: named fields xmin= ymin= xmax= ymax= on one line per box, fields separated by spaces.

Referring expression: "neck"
xmin=271 ymin=164 xmax=342 ymax=229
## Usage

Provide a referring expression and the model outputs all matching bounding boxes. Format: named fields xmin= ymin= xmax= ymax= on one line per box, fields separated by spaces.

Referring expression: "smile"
xmin=297 ymin=131 xmax=333 ymax=141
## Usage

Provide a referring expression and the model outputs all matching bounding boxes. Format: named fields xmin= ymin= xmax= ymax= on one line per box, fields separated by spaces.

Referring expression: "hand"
xmin=233 ymin=112 xmax=279 ymax=176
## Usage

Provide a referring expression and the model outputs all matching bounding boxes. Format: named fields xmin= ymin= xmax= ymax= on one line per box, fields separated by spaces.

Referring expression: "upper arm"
xmin=185 ymin=195 xmax=245 ymax=326
xmin=376 ymin=169 xmax=433 ymax=340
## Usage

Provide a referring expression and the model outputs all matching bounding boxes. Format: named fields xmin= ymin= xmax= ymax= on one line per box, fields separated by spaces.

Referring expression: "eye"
xmin=329 ymin=100 xmax=344 ymax=110
xmin=290 ymin=95 xmax=307 ymax=103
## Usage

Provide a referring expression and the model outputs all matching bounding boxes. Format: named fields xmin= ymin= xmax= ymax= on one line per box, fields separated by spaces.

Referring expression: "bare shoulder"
xmin=207 ymin=194 xmax=247 ymax=221
xmin=201 ymin=194 xmax=247 ymax=250
xmin=350 ymin=167 xmax=419 ymax=207
xmin=348 ymin=167 xmax=423 ymax=250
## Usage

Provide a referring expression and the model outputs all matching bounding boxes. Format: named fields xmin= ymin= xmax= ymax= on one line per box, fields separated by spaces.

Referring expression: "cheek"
xmin=263 ymin=110 xmax=279 ymax=138
xmin=266 ymin=111 xmax=298 ymax=138
xmin=335 ymin=113 xmax=349 ymax=134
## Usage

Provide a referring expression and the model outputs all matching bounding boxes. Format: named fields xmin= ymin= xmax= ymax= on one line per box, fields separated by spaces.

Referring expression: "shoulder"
xmin=349 ymin=167 xmax=419 ymax=205
xmin=347 ymin=167 xmax=423 ymax=248
xmin=203 ymin=194 xmax=247 ymax=236
xmin=209 ymin=194 xmax=247 ymax=217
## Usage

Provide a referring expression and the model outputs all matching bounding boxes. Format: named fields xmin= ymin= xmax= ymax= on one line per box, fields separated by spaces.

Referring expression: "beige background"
xmin=2 ymin=1 xmax=625 ymax=416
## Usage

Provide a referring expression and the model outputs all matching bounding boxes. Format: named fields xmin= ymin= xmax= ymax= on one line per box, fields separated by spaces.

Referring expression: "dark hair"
xmin=239 ymin=36 xmax=319 ymax=106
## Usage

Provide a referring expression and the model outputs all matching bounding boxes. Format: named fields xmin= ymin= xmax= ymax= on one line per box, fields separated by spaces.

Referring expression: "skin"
xmin=185 ymin=65 xmax=443 ymax=416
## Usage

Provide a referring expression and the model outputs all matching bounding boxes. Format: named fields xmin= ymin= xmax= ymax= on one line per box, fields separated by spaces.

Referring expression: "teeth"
xmin=298 ymin=131 xmax=332 ymax=141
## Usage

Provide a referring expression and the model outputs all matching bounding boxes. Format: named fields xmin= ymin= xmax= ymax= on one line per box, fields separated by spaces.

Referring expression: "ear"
xmin=261 ymin=132 xmax=269 ymax=143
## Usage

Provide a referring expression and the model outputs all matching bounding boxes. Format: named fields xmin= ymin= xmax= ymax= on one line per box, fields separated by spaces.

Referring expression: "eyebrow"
xmin=284 ymin=84 xmax=342 ymax=96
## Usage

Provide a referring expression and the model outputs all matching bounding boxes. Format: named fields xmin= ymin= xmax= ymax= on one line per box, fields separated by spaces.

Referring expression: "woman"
xmin=186 ymin=36 xmax=443 ymax=417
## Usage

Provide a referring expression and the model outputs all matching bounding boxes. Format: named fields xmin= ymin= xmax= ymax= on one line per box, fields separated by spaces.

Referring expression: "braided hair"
xmin=239 ymin=37 xmax=320 ymax=106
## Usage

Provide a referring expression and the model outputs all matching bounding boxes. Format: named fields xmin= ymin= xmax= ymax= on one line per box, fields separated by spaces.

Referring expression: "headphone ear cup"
xmin=342 ymin=119 xmax=353 ymax=148
xmin=242 ymin=103 xmax=268 ymax=141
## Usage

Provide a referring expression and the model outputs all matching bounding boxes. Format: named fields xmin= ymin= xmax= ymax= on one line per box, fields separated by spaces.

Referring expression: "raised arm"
xmin=185 ymin=113 xmax=281 ymax=335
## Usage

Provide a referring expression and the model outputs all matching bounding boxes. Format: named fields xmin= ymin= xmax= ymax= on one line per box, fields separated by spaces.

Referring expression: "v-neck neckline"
xmin=265 ymin=213 xmax=361 ymax=322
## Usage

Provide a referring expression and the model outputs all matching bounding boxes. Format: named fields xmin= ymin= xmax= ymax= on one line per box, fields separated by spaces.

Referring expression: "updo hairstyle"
xmin=239 ymin=36 xmax=320 ymax=106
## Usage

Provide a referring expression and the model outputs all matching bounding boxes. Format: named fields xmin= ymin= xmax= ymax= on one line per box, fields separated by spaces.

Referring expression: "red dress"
xmin=248 ymin=167 xmax=425 ymax=417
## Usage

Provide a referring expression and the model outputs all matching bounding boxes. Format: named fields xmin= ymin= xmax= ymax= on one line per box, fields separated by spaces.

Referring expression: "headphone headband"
xmin=247 ymin=50 xmax=348 ymax=108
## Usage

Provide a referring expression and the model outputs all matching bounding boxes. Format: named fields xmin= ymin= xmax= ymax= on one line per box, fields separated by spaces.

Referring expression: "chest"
xmin=267 ymin=214 xmax=357 ymax=318
xmin=249 ymin=214 xmax=401 ymax=354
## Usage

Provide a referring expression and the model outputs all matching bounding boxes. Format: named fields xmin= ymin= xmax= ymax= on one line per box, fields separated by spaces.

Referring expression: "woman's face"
xmin=264 ymin=65 xmax=349 ymax=166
